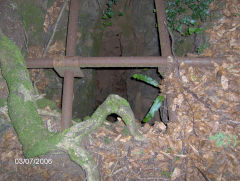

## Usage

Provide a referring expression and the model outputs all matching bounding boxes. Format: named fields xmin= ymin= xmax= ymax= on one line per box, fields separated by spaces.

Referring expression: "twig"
xmin=194 ymin=166 xmax=211 ymax=181
xmin=165 ymin=22 xmax=180 ymax=79
xmin=42 ymin=0 xmax=68 ymax=57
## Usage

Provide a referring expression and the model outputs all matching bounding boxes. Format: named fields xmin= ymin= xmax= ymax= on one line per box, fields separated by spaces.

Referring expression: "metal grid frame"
xmin=26 ymin=0 xmax=223 ymax=130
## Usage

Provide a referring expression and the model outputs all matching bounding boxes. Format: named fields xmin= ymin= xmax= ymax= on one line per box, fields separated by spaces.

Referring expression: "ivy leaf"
xmin=106 ymin=11 xmax=113 ymax=18
xmin=189 ymin=27 xmax=202 ymax=35
xmin=143 ymin=95 xmax=164 ymax=123
xmin=132 ymin=74 xmax=159 ymax=87
xmin=107 ymin=1 xmax=113 ymax=7
xmin=209 ymin=135 xmax=217 ymax=141
xmin=176 ymin=24 xmax=183 ymax=33
xmin=113 ymin=0 xmax=119 ymax=4
xmin=225 ymin=134 xmax=231 ymax=148
xmin=190 ymin=19 xmax=197 ymax=25
xmin=215 ymin=132 xmax=225 ymax=147
xmin=102 ymin=14 xmax=108 ymax=20
xmin=216 ymin=138 xmax=225 ymax=147
xmin=118 ymin=12 xmax=124 ymax=16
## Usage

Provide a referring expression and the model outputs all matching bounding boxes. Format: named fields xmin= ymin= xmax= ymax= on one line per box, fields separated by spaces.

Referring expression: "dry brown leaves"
xmin=28 ymin=35 xmax=65 ymax=94
xmin=202 ymin=0 xmax=240 ymax=57
xmin=28 ymin=0 xmax=66 ymax=93
xmin=43 ymin=0 xmax=66 ymax=33
xmin=84 ymin=1 xmax=240 ymax=180
xmin=85 ymin=56 xmax=239 ymax=180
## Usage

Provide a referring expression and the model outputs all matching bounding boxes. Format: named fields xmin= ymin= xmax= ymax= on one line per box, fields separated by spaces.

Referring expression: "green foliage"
xmin=197 ymin=42 xmax=208 ymax=54
xmin=132 ymin=74 xmax=159 ymax=88
xmin=167 ymin=147 xmax=172 ymax=153
xmin=188 ymin=27 xmax=202 ymax=35
xmin=132 ymin=74 xmax=164 ymax=123
xmin=118 ymin=12 xmax=124 ymax=16
xmin=102 ymin=0 xmax=122 ymax=27
xmin=210 ymin=132 xmax=238 ymax=148
xmin=161 ymin=171 xmax=172 ymax=178
xmin=143 ymin=95 xmax=164 ymax=123
xmin=166 ymin=0 xmax=214 ymax=36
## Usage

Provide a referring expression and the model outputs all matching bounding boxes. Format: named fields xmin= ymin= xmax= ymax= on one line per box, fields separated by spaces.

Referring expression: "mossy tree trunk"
xmin=0 ymin=29 xmax=145 ymax=181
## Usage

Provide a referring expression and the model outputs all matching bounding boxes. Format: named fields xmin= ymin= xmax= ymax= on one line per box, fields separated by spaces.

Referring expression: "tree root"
xmin=57 ymin=94 xmax=146 ymax=181
xmin=0 ymin=29 xmax=145 ymax=181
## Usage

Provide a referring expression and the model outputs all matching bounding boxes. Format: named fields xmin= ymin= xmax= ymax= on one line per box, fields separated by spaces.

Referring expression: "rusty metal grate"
xmin=26 ymin=0 xmax=223 ymax=130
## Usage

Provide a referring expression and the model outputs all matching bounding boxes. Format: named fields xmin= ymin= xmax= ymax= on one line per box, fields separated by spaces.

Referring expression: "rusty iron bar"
xmin=26 ymin=56 xmax=224 ymax=69
xmin=66 ymin=0 xmax=80 ymax=57
xmin=60 ymin=0 xmax=83 ymax=130
xmin=155 ymin=0 xmax=176 ymax=123
xmin=155 ymin=0 xmax=171 ymax=57
xmin=62 ymin=70 xmax=74 ymax=129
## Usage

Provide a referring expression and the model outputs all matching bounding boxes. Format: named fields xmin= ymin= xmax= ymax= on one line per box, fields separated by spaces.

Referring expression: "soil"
xmin=95 ymin=26 xmax=127 ymax=110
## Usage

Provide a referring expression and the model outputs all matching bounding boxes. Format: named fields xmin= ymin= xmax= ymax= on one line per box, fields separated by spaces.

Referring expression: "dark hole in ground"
xmin=106 ymin=113 xmax=119 ymax=123
xmin=69 ymin=0 xmax=169 ymax=126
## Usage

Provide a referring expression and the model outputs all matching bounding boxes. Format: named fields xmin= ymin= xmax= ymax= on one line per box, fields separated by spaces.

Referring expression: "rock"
xmin=72 ymin=69 xmax=96 ymax=119
xmin=0 ymin=0 xmax=26 ymax=54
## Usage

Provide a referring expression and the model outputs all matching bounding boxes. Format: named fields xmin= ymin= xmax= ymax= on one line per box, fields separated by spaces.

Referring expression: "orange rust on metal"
xmin=155 ymin=0 xmax=171 ymax=56
xmin=60 ymin=0 xmax=83 ymax=130
xmin=53 ymin=57 xmax=82 ymax=77
xmin=66 ymin=0 xmax=80 ymax=57
xmin=61 ymin=70 xmax=74 ymax=129
xmin=26 ymin=56 xmax=224 ymax=68
xmin=155 ymin=0 xmax=176 ymax=123
xmin=26 ymin=58 xmax=54 ymax=68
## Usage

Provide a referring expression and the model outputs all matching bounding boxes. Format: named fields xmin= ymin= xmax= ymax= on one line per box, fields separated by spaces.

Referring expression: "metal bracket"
xmin=53 ymin=57 xmax=84 ymax=78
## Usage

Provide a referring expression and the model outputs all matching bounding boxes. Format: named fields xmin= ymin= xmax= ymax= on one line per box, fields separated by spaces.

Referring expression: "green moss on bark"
xmin=18 ymin=0 xmax=44 ymax=45
xmin=0 ymin=98 xmax=7 ymax=107
xmin=0 ymin=28 xmax=145 ymax=181
xmin=36 ymin=98 xmax=57 ymax=110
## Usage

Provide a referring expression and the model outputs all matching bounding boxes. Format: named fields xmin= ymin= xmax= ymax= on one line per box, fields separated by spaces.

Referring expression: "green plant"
xmin=132 ymin=74 xmax=164 ymax=123
xmin=197 ymin=42 xmax=208 ymax=54
xmin=167 ymin=147 xmax=172 ymax=153
xmin=161 ymin=170 xmax=172 ymax=178
xmin=210 ymin=132 xmax=238 ymax=148
xmin=102 ymin=0 xmax=123 ymax=27
xmin=165 ymin=0 xmax=214 ymax=36
xmin=104 ymin=136 xmax=112 ymax=145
